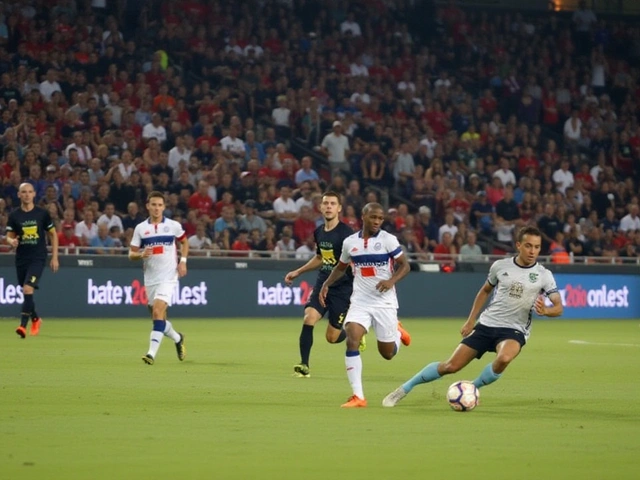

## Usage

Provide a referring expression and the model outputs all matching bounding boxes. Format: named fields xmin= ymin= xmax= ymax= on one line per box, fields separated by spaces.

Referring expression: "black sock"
xmin=336 ymin=329 xmax=347 ymax=343
xmin=31 ymin=309 xmax=39 ymax=320
xmin=21 ymin=294 xmax=34 ymax=328
xmin=299 ymin=324 xmax=314 ymax=366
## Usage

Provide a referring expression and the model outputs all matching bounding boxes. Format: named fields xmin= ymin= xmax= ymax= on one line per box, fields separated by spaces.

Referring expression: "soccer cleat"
xmin=341 ymin=395 xmax=367 ymax=408
xmin=30 ymin=318 xmax=41 ymax=336
xmin=293 ymin=363 xmax=310 ymax=378
xmin=359 ymin=334 xmax=367 ymax=352
xmin=398 ymin=321 xmax=411 ymax=346
xmin=382 ymin=386 xmax=408 ymax=407
xmin=16 ymin=326 xmax=26 ymax=339
xmin=142 ymin=354 xmax=155 ymax=365
xmin=175 ymin=333 xmax=186 ymax=361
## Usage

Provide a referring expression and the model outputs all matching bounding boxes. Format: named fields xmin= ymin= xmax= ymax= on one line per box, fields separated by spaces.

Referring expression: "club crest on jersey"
xmin=529 ymin=273 xmax=538 ymax=283
xmin=374 ymin=242 xmax=382 ymax=251
xmin=164 ymin=226 xmax=170 ymax=232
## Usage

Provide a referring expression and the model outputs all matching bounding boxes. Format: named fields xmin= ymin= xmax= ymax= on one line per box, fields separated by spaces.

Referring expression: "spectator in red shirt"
xmin=434 ymin=231 xmax=457 ymax=271
xmin=517 ymin=147 xmax=540 ymax=177
xmin=293 ymin=206 xmax=316 ymax=244
xmin=231 ymin=229 xmax=252 ymax=256
xmin=58 ymin=223 xmax=82 ymax=253
xmin=188 ymin=180 xmax=215 ymax=218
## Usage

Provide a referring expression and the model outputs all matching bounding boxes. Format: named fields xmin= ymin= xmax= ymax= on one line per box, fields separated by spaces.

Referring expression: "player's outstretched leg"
xmin=161 ymin=319 xmax=184 ymax=360
xmin=383 ymin=345 xmax=477 ymax=407
xmin=341 ymin=323 xmax=367 ymax=407
xmin=294 ymin=308 xmax=322 ymax=377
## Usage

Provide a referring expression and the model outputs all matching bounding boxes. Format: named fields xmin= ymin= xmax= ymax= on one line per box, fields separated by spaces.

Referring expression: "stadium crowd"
xmin=0 ymin=0 xmax=639 ymax=262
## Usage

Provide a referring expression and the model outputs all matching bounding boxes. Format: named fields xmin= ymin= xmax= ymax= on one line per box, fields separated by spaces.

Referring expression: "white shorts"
xmin=344 ymin=305 xmax=398 ymax=343
xmin=146 ymin=283 xmax=176 ymax=307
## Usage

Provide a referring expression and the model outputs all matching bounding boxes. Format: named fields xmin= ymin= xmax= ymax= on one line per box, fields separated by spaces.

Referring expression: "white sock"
xmin=148 ymin=331 xmax=163 ymax=357
xmin=345 ymin=352 xmax=364 ymax=399
xmin=163 ymin=320 xmax=181 ymax=343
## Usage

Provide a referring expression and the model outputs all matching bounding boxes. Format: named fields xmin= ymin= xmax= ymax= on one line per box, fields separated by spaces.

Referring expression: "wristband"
xmin=180 ymin=257 xmax=187 ymax=264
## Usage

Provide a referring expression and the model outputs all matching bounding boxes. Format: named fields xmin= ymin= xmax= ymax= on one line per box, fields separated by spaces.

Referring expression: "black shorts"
xmin=305 ymin=283 xmax=352 ymax=330
xmin=16 ymin=259 xmax=46 ymax=290
xmin=461 ymin=323 xmax=526 ymax=359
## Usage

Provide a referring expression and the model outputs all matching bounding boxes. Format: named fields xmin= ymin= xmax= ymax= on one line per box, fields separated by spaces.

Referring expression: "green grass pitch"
xmin=1 ymin=318 xmax=639 ymax=480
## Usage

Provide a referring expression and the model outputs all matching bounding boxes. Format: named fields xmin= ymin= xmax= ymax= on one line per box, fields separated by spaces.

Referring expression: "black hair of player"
xmin=146 ymin=191 xmax=165 ymax=204
xmin=322 ymin=191 xmax=342 ymax=205
xmin=517 ymin=226 xmax=542 ymax=243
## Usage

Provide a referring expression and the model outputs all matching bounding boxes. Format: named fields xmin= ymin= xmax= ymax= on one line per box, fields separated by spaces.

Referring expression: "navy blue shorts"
xmin=16 ymin=260 xmax=46 ymax=290
xmin=305 ymin=283 xmax=352 ymax=330
xmin=461 ymin=323 xmax=526 ymax=359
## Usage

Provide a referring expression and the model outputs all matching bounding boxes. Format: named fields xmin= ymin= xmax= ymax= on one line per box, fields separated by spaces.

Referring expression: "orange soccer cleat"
xmin=30 ymin=318 xmax=41 ymax=336
xmin=398 ymin=321 xmax=411 ymax=346
xmin=16 ymin=326 xmax=26 ymax=339
xmin=341 ymin=395 xmax=367 ymax=408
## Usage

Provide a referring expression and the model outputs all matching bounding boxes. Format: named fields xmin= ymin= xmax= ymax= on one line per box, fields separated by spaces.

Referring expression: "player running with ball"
xmin=382 ymin=226 xmax=563 ymax=408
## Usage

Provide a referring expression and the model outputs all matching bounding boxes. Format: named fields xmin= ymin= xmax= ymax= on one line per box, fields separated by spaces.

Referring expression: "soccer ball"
xmin=446 ymin=381 xmax=479 ymax=411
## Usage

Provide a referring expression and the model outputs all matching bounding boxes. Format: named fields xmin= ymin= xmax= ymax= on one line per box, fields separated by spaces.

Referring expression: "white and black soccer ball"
xmin=446 ymin=381 xmax=479 ymax=412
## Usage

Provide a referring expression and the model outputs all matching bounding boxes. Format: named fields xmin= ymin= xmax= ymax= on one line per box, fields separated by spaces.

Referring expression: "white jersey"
xmin=339 ymin=230 xmax=404 ymax=308
xmin=479 ymin=257 xmax=558 ymax=337
xmin=130 ymin=217 xmax=186 ymax=286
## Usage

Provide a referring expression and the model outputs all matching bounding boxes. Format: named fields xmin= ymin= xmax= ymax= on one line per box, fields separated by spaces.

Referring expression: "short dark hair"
xmin=362 ymin=202 xmax=384 ymax=215
xmin=146 ymin=191 xmax=165 ymax=203
xmin=322 ymin=190 xmax=342 ymax=204
xmin=517 ymin=226 xmax=542 ymax=243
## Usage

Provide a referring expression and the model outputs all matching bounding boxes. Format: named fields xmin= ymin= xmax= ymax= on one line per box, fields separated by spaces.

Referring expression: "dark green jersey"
xmin=314 ymin=221 xmax=354 ymax=287
xmin=7 ymin=206 xmax=54 ymax=262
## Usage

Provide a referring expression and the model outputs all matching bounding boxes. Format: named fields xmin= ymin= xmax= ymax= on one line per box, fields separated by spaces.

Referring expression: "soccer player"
xmin=382 ymin=226 xmax=563 ymax=408
xmin=129 ymin=191 xmax=188 ymax=365
xmin=284 ymin=191 xmax=357 ymax=378
xmin=6 ymin=183 xmax=59 ymax=338
xmin=319 ymin=202 xmax=411 ymax=408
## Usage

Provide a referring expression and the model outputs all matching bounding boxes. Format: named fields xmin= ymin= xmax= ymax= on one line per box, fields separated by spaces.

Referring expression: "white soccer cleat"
xmin=382 ymin=386 xmax=407 ymax=407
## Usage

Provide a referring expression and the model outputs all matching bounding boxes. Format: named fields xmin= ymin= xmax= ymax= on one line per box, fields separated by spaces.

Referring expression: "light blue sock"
xmin=402 ymin=362 xmax=441 ymax=393
xmin=473 ymin=363 xmax=502 ymax=389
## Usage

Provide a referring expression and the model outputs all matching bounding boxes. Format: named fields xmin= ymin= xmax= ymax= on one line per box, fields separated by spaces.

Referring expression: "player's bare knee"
xmin=379 ymin=350 xmax=395 ymax=360
xmin=22 ymin=285 xmax=34 ymax=295
xmin=325 ymin=331 xmax=339 ymax=343
xmin=493 ymin=356 xmax=512 ymax=372
xmin=441 ymin=360 xmax=461 ymax=374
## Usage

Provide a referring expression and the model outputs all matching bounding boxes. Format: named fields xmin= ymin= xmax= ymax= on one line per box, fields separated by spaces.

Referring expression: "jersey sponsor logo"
xmin=0 ymin=279 xmax=25 ymax=305
xmin=140 ymin=235 xmax=175 ymax=248
xmin=351 ymin=253 xmax=391 ymax=267
xmin=87 ymin=279 xmax=208 ymax=306
xmin=508 ymin=281 xmax=524 ymax=299
xmin=257 ymin=280 xmax=313 ymax=306
xmin=319 ymin=248 xmax=337 ymax=268
xmin=360 ymin=266 xmax=375 ymax=277
xmin=151 ymin=245 xmax=165 ymax=255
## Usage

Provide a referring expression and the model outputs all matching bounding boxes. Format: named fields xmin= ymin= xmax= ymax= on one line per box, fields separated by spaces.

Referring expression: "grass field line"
xmin=569 ymin=339 xmax=640 ymax=347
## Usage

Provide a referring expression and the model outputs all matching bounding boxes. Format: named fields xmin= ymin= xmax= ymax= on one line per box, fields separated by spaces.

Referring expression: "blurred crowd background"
xmin=0 ymin=0 xmax=639 ymax=263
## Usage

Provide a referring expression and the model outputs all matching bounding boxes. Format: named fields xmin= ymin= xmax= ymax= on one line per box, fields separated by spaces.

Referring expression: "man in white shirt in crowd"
xmin=493 ymin=157 xmax=517 ymax=188
xmin=340 ymin=13 xmax=362 ymax=36
xmin=65 ymin=131 xmax=93 ymax=165
xmin=39 ymin=69 xmax=62 ymax=102
xmin=273 ymin=185 xmax=299 ymax=229
xmin=75 ymin=209 xmax=99 ymax=246
xmin=620 ymin=204 xmax=640 ymax=233
xmin=188 ymin=222 xmax=214 ymax=250
xmin=142 ymin=113 xmax=167 ymax=145
xmin=438 ymin=212 xmax=458 ymax=244
xmin=168 ymin=134 xmax=192 ymax=173
xmin=320 ymin=121 xmax=350 ymax=174
xmin=97 ymin=202 xmax=124 ymax=232
xmin=219 ymin=125 xmax=246 ymax=159
xmin=552 ymin=159 xmax=575 ymax=195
